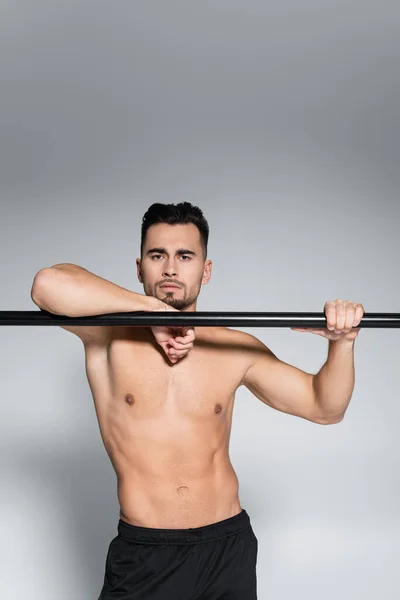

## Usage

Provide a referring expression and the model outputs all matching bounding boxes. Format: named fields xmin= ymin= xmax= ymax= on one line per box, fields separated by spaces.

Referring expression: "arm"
xmin=240 ymin=333 xmax=344 ymax=425
xmin=312 ymin=338 xmax=355 ymax=422
xmin=31 ymin=263 xmax=163 ymax=345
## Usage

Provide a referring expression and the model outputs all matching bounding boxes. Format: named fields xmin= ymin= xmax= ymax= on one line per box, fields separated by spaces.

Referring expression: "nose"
xmin=163 ymin=258 xmax=177 ymax=278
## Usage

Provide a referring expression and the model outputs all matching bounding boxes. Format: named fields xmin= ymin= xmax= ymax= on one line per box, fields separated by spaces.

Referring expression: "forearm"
xmin=313 ymin=339 xmax=356 ymax=421
xmin=31 ymin=263 xmax=160 ymax=317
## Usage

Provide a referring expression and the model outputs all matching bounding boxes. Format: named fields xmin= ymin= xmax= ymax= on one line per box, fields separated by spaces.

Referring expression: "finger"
xmin=173 ymin=328 xmax=196 ymax=344
xmin=354 ymin=303 xmax=365 ymax=327
xmin=171 ymin=347 xmax=189 ymax=357
xmin=175 ymin=335 xmax=194 ymax=345
xmin=169 ymin=346 xmax=192 ymax=358
xmin=325 ymin=301 xmax=336 ymax=331
xmin=180 ymin=326 xmax=195 ymax=337
xmin=168 ymin=338 xmax=193 ymax=350
xmin=179 ymin=329 xmax=195 ymax=343
xmin=167 ymin=346 xmax=182 ymax=359
xmin=168 ymin=348 xmax=189 ymax=362
xmin=344 ymin=301 xmax=356 ymax=332
xmin=335 ymin=299 xmax=346 ymax=331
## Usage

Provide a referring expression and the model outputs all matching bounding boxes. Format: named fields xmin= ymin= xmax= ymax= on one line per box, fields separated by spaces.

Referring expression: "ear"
xmin=202 ymin=260 xmax=212 ymax=285
xmin=136 ymin=258 xmax=143 ymax=283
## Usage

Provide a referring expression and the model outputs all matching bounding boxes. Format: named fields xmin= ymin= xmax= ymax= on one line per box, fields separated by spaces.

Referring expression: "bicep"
xmin=36 ymin=307 xmax=114 ymax=346
xmin=241 ymin=334 xmax=320 ymax=423
xmin=59 ymin=324 xmax=114 ymax=346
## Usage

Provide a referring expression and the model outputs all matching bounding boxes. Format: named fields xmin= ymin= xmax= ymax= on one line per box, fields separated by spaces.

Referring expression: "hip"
xmin=117 ymin=466 xmax=241 ymax=529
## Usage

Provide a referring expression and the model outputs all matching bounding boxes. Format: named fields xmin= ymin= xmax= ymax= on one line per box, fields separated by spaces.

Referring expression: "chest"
xmin=88 ymin=330 xmax=246 ymax=422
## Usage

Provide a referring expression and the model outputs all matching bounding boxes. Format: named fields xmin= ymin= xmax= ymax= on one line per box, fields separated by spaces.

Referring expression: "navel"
xmin=125 ymin=393 xmax=134 ymax=406
xmin=177 ymin=486 xmax=189 ymax=494
xmin=214 ymin=403 xmax=223 ymax=414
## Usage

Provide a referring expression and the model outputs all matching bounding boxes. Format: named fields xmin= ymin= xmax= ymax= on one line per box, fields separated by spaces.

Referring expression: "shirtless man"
xmin=30 ymin=202 xmax=363 ymax=599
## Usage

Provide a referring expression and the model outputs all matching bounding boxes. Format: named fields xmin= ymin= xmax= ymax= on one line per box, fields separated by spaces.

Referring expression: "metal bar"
xmin=0 ymin=311 xmax=399 ymax=328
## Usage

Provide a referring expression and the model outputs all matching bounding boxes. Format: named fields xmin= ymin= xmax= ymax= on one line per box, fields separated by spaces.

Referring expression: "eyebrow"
xmin=146 ymin=247 xmax=197 ymax=256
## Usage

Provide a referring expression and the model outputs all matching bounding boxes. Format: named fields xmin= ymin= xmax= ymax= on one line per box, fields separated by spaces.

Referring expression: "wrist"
xmin=147 ymin=296 xmax=166 ymax=311
xmin=331 ymin=336 xmax=355 ymax=344
xmin=329 ymin=337 xmax=355 ymax=351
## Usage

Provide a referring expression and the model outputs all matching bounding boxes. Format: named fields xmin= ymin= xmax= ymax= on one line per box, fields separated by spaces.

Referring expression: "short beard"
xmin=143 ymin=280 xmax=199 ymax=311
xmin=157 ymin=290 xmax=195 ymax=311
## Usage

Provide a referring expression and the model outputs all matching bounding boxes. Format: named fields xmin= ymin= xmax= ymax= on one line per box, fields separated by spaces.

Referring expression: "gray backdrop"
xmin=1 ymin=1 xmax=399 ymax=598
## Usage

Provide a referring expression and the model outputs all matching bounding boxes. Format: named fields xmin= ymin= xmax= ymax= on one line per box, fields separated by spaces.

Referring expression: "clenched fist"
xmin=150 ymin=300 xmax=196 ymax=364
xmin=291 ymin=299 xmax=365 ymax=342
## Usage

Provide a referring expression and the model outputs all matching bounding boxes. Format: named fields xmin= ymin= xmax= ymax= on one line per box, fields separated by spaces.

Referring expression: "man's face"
xmin=137 ymin=223 xmax=212 ymax=311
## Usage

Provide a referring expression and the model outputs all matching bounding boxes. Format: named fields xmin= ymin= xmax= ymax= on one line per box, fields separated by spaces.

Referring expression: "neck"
xmin=181 ymin=303 xmax=197 ymax=312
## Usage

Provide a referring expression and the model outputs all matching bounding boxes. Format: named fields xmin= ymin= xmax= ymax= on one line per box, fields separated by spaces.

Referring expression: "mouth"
xmin=160 ymin=284 xmax=180 ymax=290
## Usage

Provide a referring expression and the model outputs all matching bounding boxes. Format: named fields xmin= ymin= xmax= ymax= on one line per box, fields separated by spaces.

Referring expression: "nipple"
xmin=125 ymin=394 xmax=134 ymax=405
xmin=214 ymin=404 xmax=222 ymax=414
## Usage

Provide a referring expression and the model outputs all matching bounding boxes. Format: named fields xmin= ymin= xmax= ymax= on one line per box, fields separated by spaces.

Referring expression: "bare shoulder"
xmin=211 ymin=327 xmax=276 ymax=364
xmin=216 ymin=326 xmax=269 ymax=346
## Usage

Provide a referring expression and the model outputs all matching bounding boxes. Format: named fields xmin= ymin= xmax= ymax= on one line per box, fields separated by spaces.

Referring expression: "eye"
xmin=150 ymin=254 xmax=191 ymax=261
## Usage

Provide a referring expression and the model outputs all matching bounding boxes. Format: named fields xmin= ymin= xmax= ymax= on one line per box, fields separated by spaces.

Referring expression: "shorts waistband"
xmin=117 ymin=509 xmax=251 ymax=545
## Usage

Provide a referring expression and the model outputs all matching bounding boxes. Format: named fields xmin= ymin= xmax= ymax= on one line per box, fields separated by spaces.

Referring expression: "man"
xmin=31 ymin=202 xmax=364 ymax=599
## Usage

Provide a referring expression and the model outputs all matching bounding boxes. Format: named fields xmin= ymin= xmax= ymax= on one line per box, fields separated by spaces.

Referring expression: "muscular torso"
xmin=84 ymin=326 xmax=250 ymax=529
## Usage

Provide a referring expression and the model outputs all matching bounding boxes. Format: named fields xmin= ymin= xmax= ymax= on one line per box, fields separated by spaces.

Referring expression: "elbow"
xmin=31 ymin=268 xmax=56 ymax=305
xmin=314 ymin=413 xmax=345 ymax=425
xmin=31 ymin=269 xmax=50 ymax=302
xmin=312 ymin=398 xmax=346 ymax=425
xmin=311 ymin=385 xmax=346 ymax=425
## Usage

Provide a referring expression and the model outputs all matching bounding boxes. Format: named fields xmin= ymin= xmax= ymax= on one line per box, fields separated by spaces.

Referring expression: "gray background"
xmin=1 ymin=1 xmax=399 ymax=598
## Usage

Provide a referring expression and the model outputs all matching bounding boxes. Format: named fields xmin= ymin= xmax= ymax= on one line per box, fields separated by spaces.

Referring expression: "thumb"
xmin=181 ymin=326 xmax=194 ymax=335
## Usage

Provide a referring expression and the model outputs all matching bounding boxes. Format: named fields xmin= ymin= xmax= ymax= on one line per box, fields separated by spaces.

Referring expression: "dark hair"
xmin=141 ymin=202 xmax=209 ymax=259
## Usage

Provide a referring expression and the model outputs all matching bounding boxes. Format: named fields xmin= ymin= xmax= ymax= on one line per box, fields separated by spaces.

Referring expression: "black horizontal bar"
xmin=0 ymin=311 xmax=399 ymax=328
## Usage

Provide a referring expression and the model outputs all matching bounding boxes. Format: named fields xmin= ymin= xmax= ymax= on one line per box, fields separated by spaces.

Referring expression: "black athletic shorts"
xmin=97 ymin=508 xmax=258 ymax=599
